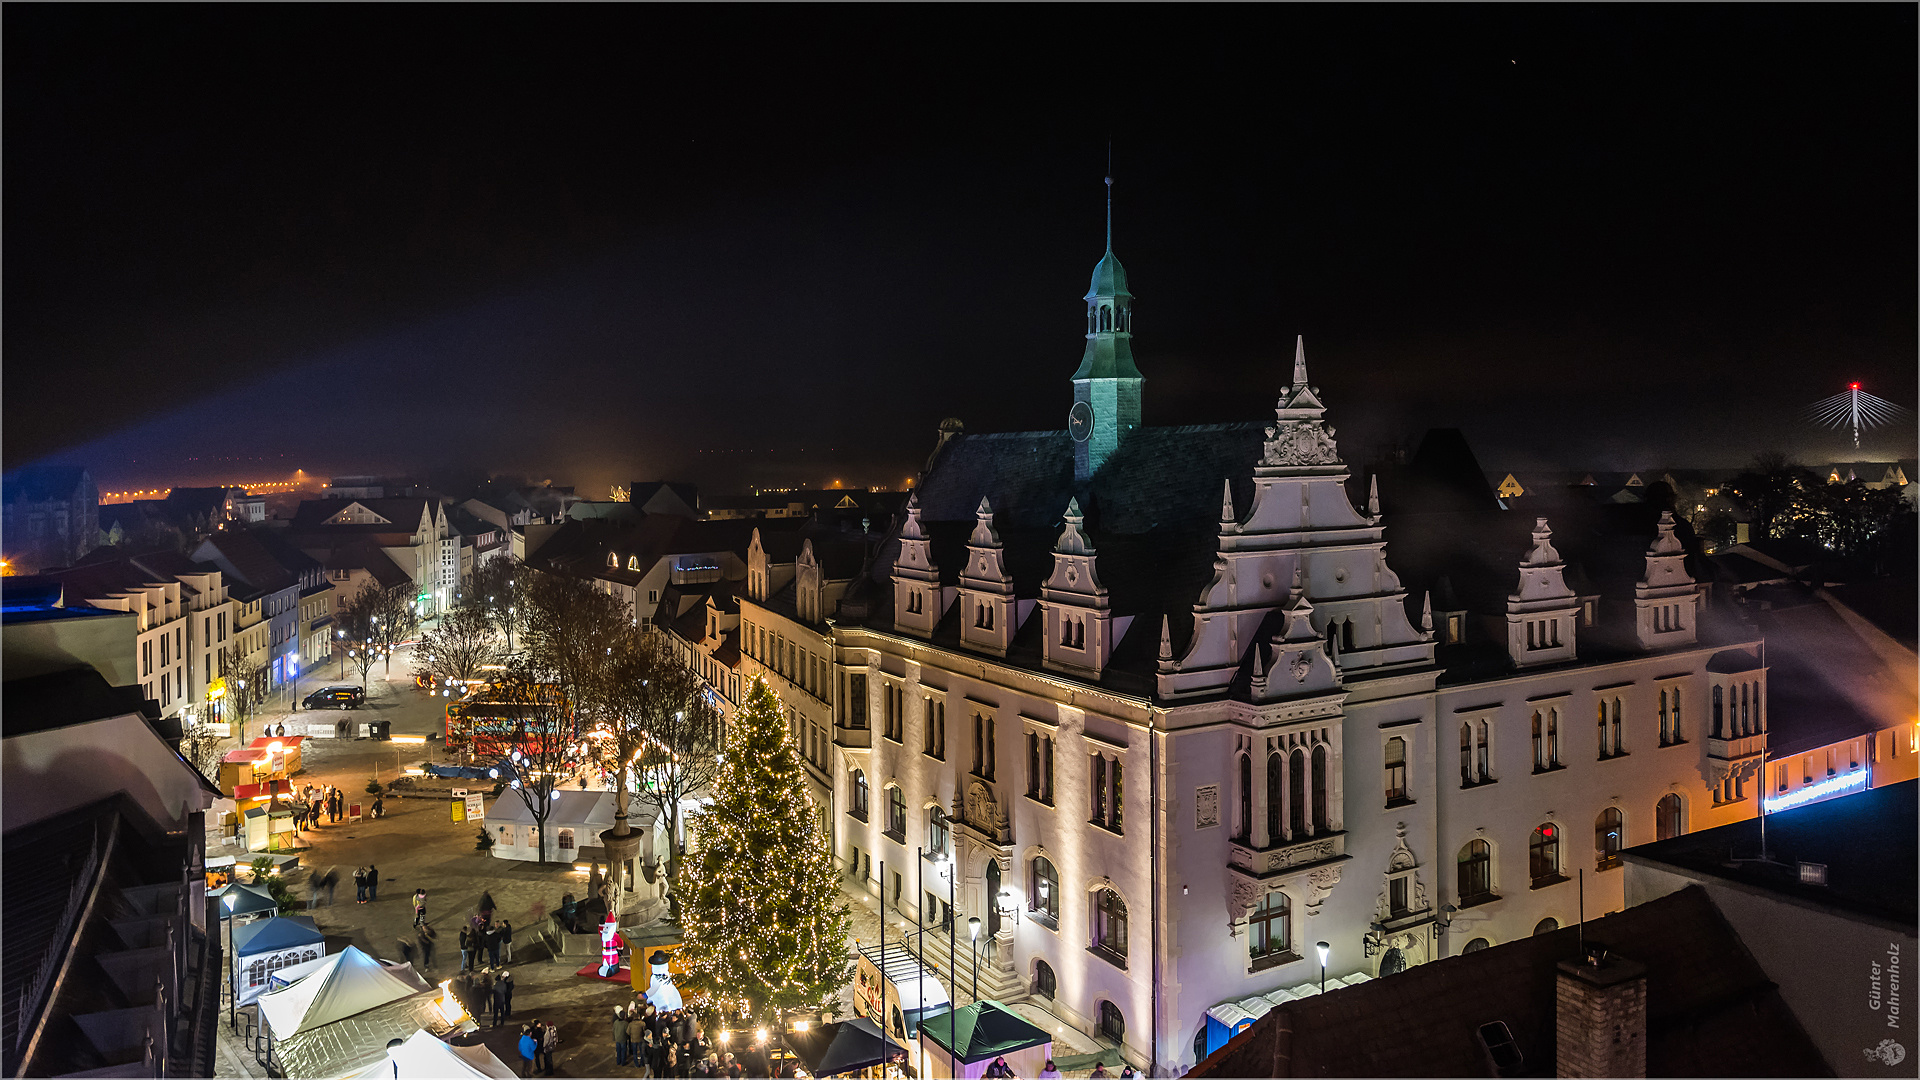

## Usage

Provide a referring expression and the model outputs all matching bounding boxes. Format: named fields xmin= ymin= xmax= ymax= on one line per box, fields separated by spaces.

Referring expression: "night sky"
xmin=7 ymin=6 xmax=1915 ymax=497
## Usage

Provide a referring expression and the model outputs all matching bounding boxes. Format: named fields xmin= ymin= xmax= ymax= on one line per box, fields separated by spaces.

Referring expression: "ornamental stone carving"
xmin=1230 ymin=879 xmax=1262 ymax=921
xmin=1262 ymin=420 xmax=1341 ymax=467
xmin=1304 ymin=864 xmax=1343 ymax=914
xmin=1290 ymin=652 xmax=1312 ymax=683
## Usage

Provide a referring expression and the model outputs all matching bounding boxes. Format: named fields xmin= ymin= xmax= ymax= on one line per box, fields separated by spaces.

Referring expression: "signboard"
xmin=1195 ymin=784 xmax=1221 ymax=830
xmin=451 ymin=789 xmax=468 ymax=822
xmin=466 ymin=793 xmax=485 ymax=821
xmin=349 ymin=803 xmax=363 ymax=823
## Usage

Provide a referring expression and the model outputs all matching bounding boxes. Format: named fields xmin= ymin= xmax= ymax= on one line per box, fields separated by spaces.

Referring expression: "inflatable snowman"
xmin=642 ymin=949 xmax=683 ymax=1011
xmin=598 ymin=912 xmax=626 ymax=978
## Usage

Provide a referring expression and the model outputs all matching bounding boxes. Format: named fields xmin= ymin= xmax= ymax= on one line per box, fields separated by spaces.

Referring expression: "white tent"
xmin=258 ymin=945 xmax=433 ymax=1039
xmin=339 ymin=1028 xmax=515 ymax=1080
xmin=232 ymin=915 xmax=325 ymax=1005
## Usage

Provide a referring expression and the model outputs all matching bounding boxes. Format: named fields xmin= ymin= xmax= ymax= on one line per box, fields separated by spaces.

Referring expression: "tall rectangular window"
xmin=973 ymin=714 xmax=995 ymax=779
xmin=1028 ymin=733 xmax=1054 ymax=803
xmin=847 ymin=674 xmax=867 ymax=729
xmin=1090 ymin=753 xmax=1106 ymax=825
xmin=924 ymin=698 xmax=945 ymax=759
xmin=1384 ymin=737 xmax=1408 ymax=803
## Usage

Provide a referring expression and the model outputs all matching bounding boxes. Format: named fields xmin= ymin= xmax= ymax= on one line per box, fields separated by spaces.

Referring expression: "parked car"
xmin=302 ymin=685 xmax=366 ymax=710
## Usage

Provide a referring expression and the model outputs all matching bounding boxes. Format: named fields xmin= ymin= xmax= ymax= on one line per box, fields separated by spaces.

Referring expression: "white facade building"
xmin=733 ymin=233 xmax=1772 ymax=1074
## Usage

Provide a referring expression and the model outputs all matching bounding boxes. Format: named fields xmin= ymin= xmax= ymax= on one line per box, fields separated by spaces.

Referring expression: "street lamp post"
xmin=222 ymin=892 xmax=239 ymax=1030
xmin=1316 ymin=940 xmax=1331 ymax=995
xmin=386 ymin=1036 xmax=404 ymax=1079
xmin=968 ymin=916 xmax=981 ymax=1004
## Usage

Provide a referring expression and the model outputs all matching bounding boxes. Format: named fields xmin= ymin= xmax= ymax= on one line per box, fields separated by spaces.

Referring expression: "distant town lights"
xmin=1763 ymin=769 xmax=1867 ymax=812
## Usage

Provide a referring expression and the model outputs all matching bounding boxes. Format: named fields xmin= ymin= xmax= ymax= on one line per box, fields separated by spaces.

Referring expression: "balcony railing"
xmin=1709 ymin=733 xmax=1766 ymax=762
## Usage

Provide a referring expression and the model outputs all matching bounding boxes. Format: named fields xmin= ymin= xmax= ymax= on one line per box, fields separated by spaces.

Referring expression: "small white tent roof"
xmin=339 ymin=1028 xmax=515 ymax=1080
xmin=258 ymin=945 xmax=433 ymax=1039
xmin=484 ymin=789 xmax=642 ymax=827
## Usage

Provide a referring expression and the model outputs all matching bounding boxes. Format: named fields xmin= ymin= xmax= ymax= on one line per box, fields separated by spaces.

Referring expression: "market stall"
xmin=257 ymin=945 xmax=433 ymax=1040
xmin=784 ymin=1016 xmax=907 ymax=1079
xmin=915 ymin=1001 xmax=1052 ymax=1080
xmin=216 ymin=881 xmax=281 ymax=921
xmin=232 ymin=915 xmax=325 ymax=1005
xmin=338 ymin=1028 xmax=515 ymax=1080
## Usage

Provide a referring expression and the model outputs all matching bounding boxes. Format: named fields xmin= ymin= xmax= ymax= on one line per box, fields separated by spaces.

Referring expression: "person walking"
xmin=366 ymin=864 xmax=379 ymax=901
xmin=372 ymin=794 xmax=385 ymax=820
xmin=417 ymin=926 xmax=436 ymax=973
xmin=1039 ymin=1060 xmax=1062 ymax=1080
xmin=488 ymin=973 xmax=507 ymax=1028
xmin=517 ymin=1025 xmax=538 ymax=1078
xmin=459 ymin=927 xmax=473 ymax=972
xmin=497 ymin=969 xmax=515 ymax=1020
xmin=396 ymin=935 xmax=416 ymax=968
xmin=413 ymin=888 xmax=428 ymax=928
xmin=613 ymin=1005 xmax=630 ymax=1067
xmin=493 ymin=919 xmax=511 ymax=966
xmin=479 ymin=890 xmax=497 ymax=923
xmin=354 ymin=866 xmax=368 ymax=903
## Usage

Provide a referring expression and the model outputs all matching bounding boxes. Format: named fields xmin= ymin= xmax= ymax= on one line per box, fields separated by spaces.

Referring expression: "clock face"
xmin=1068 ymin=401 xmax=1095 ymax=443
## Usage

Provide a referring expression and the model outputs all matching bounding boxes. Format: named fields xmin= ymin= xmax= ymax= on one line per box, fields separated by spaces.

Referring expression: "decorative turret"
xmin=1070 ymin=177 xmax=1144 ymax=484
xmin=1041 ymin=498 xmax=1115 ymax=675
xmin=959 ymin=496 xmax=1019 ymax=656
xmin=1506 ymin=517 xmax=1579 ymax=667
xmin=891 ymin=495 xmax=943 ymax=639
xmin=1633 ymin=511 xmax=1698 ymax=649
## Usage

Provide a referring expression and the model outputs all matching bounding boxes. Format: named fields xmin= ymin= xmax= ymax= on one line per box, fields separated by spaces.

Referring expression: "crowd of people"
xmin=603 ymin=1001 xmax=753 ymax=1079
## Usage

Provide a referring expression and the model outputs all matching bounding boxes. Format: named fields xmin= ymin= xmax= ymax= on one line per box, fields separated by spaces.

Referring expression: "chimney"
xmin=1555 ymin=952 xmax=1647 ymax=1078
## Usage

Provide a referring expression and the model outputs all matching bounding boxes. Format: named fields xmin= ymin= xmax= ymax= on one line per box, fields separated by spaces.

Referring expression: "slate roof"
xmin=291 ymin=498 xmax=436 ymax=531
xmin=1623 ymin=780 xmax=1917 ymax=928
xmin=1188 ymin=885 xmax=1827 ymax=1078
xmin=1748 ymin=591 xmax=1900 ymax=756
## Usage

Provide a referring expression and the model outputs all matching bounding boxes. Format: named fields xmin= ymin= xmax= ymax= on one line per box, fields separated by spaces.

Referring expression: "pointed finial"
xmin=976 ymin=495 xmax=994 ymax=517
xmin=1250 ymin=641 xmax=1266 ymax=679
xmin=1220 ymin=479 xmax=1236 ymax=524
xmin=1292 ymin=335 xmax=1309 ymax=388
xmin=1368 ymin=474 xmax=1381 ymax=517
xmin=1421 ymin=591 xmax=1433 ymax=633
xmin=1158 ymin=615 xmax=1173 ymax=662
xmin=1105 ymin=167 xmax=1121 ymax=253
xmin=1065 ymin=496 xmax=1084 ymax=521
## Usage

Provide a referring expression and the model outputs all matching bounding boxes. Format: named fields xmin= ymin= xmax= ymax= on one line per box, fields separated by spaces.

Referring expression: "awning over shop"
xmin=784 ymin=1016 xmax=907 ymax=1077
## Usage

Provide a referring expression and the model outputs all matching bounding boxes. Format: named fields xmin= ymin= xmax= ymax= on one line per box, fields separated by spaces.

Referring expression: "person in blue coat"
xmin=517 ymin=1025 xmax=538 ymax=1078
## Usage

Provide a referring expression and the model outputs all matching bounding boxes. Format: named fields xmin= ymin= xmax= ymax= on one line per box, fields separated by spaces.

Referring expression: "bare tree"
xmin=366 ymin=583 xmax=421 ymax=673
xmin=522 ymin=570 xmax=626 ymax=708
xmin=471 ymin=558 xmax=530 ymax=652
xmin=178 ymin=724 xmax=224 ymax=783
xmin=337 ymin=586 xmax=384 ymax=688
xmin=611 ymin=631 xmax=724 ymax=920
xmin=490 ymin=662 xmax=586 ymax=864
xmin=413 ymin=602 xmax=501 ymax=695
xmin=215 ymin=641 xmax=270 ymax=744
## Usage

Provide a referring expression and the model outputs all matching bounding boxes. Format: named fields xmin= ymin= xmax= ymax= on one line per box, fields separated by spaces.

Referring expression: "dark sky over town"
xmin=7 ymin=6 xmax=1915 ymax=496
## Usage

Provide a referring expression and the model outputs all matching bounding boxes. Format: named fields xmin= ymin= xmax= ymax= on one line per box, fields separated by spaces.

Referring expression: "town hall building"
xmin=729 ymin=225 xmax=1770 ymax=1074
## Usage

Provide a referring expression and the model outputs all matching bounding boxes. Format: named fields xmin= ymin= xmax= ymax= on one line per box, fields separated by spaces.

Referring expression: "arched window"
xmin=927 ymin=807 xmax=948 ymax=854
xmin=1595 ymin=807 xmax=1624 ymax=870
xmin=1463 ymin=937 xmax=1491 ymax=954
xmin=1288 ymin=749 xmax=1306 ymax=836
xmin=1249 ymin=891 xmax=1291 ymax=965
xmin=1266 ymin=752 xmax=1283 ymax=840
xmin=1094 ymin=888 xmax=1128 ymax=958
xmin=1099 ymin=1000 xmax=1126 ymax=1043
xmin=1030 ymin=857 xmax=1058 ymax=924
xmin=1457 ymin=839 xmax=1492 ymax=902
xmin=1529 ymin=824 xmax=1560 ymax=884
xmin=852 ymin=771 xmax=869 ymax=820
xmin=1384 ymin=737 xmax=1407 ymax=803
xmin=1712 ymin=685 xmax=1724 ymax=737
xmin=1342 ymin=619 xmax=1356 ymax=653
xmin=1656 ymin=794 xmax=1684 ymax=840
xmin=887 ymin=786 xmax=907 ymax=837
xmin=1035 ymin=959 xmax=1056 ymax=999
xmin=1533 ymin=917 xmax=1560 ymax=936
xmin=1236 ymin=754 xmax=1252 ymax=840
xmin=1310 ymin=744 xmax=1329 ymax=833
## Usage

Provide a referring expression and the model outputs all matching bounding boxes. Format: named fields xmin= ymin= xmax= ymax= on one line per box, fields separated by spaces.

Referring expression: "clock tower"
xmin=1070 ymin=177 xmax=1143 ymax=483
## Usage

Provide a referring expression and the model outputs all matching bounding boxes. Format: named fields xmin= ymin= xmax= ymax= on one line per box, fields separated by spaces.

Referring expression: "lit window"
xmin=1249 ymin=891 xmax=1291 ymax=965
xmin=1529 ymin=824 xmax=1560 ymax=885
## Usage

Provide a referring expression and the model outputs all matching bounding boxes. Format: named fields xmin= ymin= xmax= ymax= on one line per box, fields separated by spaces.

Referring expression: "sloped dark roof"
xmin=317 ymin=541 xmax=411 ymax=590
xmin=1189 ymin=885 xmax=1827 ymax=1078
xmin=916 ymin=422 xmax=1267 ymax=533
xmin=2 ymin=667 xmax=158 ymax=737
xmin=196 ymin=531 xmax=298 ymax=595
xmin=3 ymin=465 xmax=93 ymax=503
xmin=1625 ymin=780 xmax=1916 ymax=927
xmin=630 ymin=481 xmax=699 ymax=511
xmin=290 ymin=497 xmax=435 ymax=531
xmin=1743 ymin=590 xmax=1911 ymax=757
xmin=1825 ymin=577 xmax=1919 ymax=648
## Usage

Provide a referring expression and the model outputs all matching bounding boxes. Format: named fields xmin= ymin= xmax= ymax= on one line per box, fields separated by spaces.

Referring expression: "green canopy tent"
xmin=915 ymin=1001 xmax=1052 ymax=1080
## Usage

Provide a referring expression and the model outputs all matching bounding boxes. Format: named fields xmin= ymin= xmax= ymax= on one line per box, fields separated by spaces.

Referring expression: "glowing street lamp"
xmin=222 ymin=891 xmax=239 ymax=1029
xmin=1316 ymin=940 xmax=1331 ymax=994
xmin=968 ymin=916 xmax=982 ymax=1002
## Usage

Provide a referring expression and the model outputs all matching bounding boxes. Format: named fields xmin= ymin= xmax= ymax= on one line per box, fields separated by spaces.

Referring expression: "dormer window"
xmin=628 ymin=556 xmax=641 ymax=571
xmin=608 ymin=552 xmax=619 ymax=569
xmin=1060 ymin=616 xmax=1084 ymax=649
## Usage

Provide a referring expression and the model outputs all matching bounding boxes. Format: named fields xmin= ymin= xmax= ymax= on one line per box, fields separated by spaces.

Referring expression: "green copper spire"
xmin=1071 ymin=171 xmax=1144 ymax=482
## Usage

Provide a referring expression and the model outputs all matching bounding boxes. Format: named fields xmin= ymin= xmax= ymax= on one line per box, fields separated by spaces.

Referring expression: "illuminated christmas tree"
xmin=678 ymin=677 xmax=853 ymax=1026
